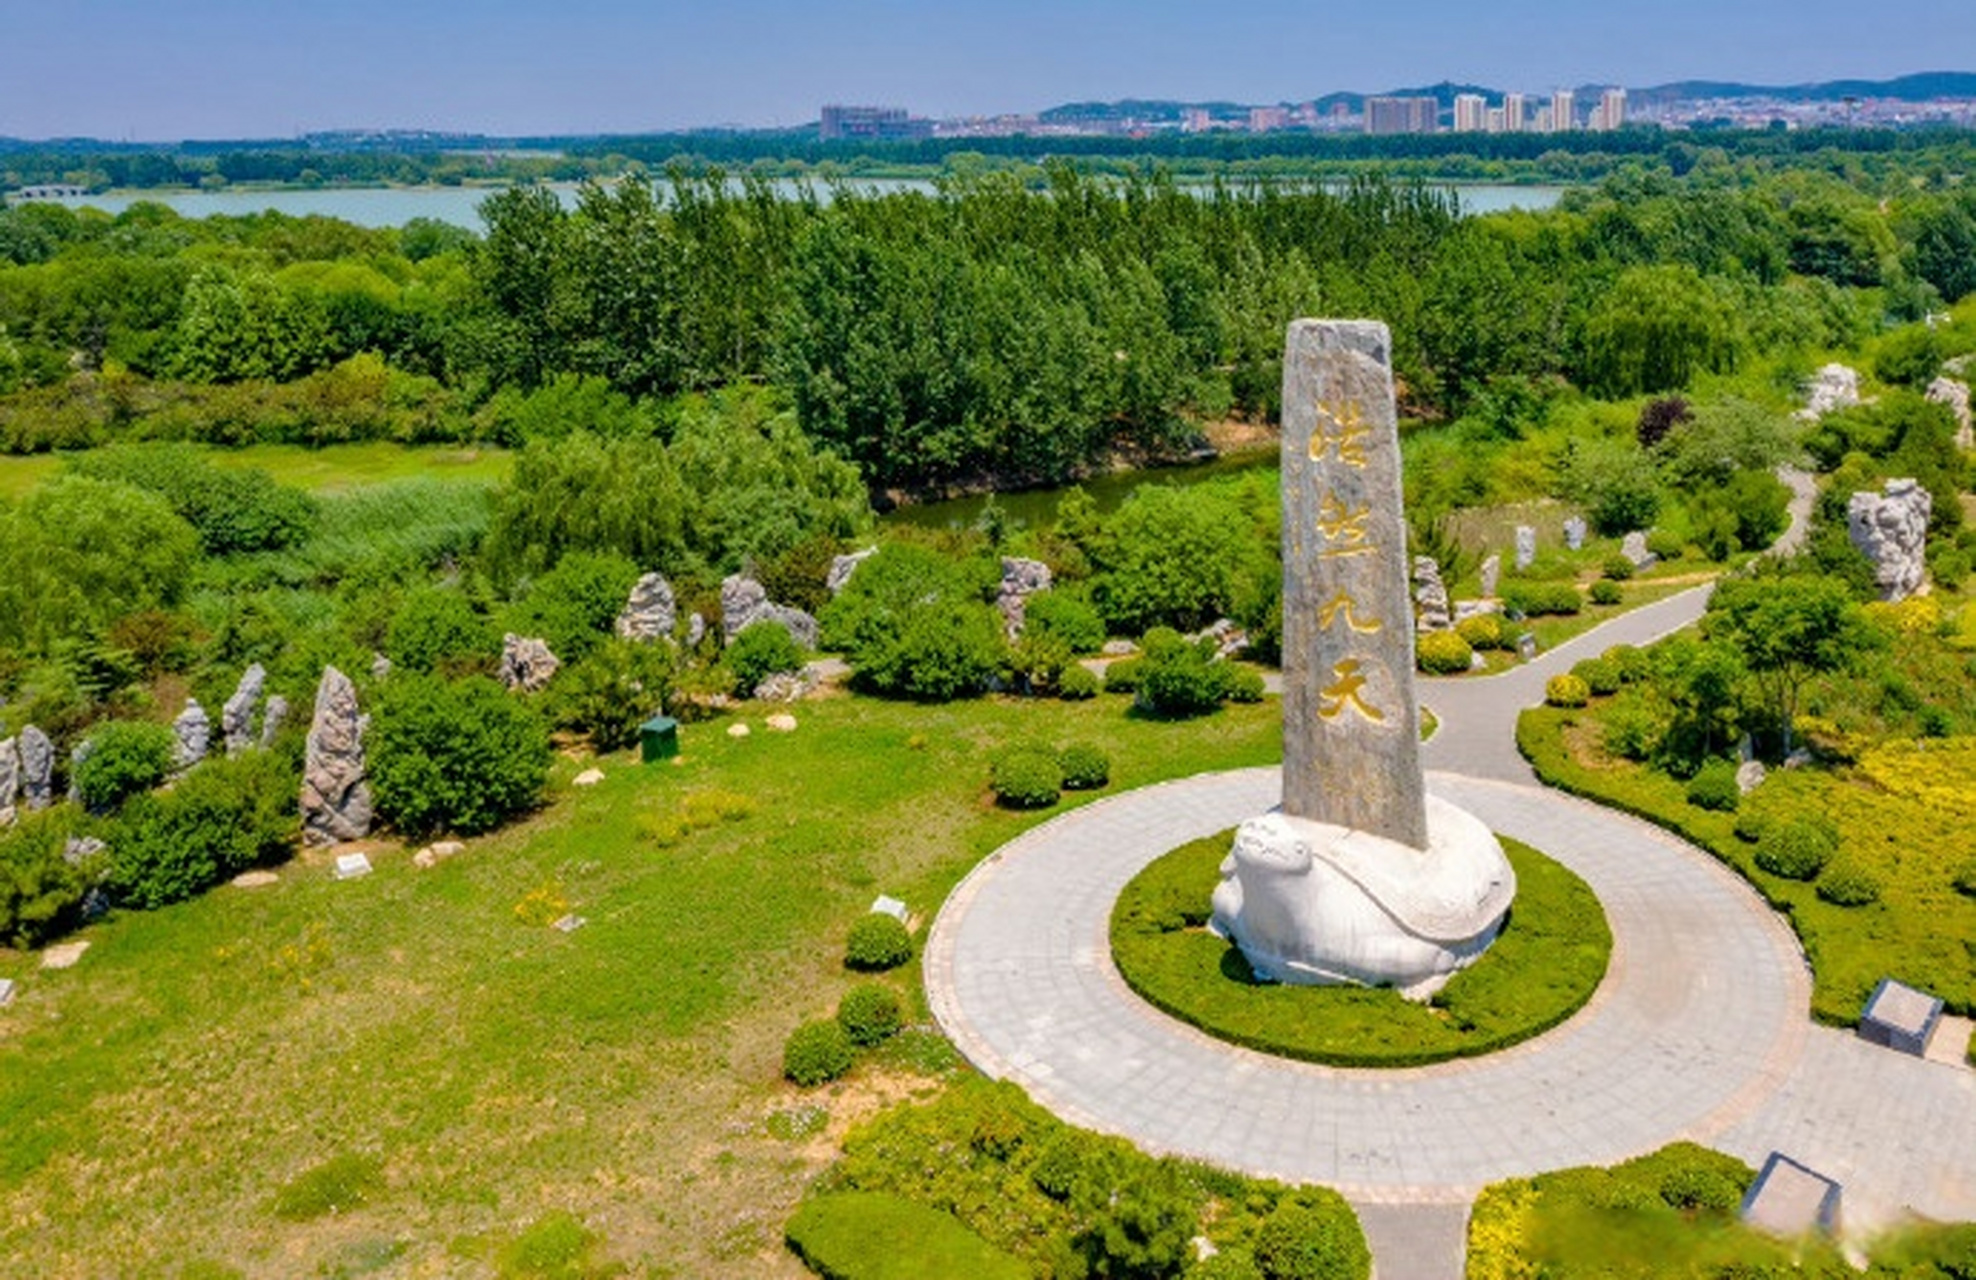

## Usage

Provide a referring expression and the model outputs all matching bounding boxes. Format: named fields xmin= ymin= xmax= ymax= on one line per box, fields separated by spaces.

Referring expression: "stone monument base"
xmin=1210 ymin=796 xmax=1517 ymax=1001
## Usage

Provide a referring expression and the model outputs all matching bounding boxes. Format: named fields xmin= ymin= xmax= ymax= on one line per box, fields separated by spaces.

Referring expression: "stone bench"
xmin=1859 ymin=977 xmax=1944 ymax=1057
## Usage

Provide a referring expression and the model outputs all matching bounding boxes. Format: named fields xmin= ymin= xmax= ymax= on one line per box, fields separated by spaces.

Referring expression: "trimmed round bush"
xmin=1544 ymin=674 xmax=1590 ymax=708
xmin=726 ymin=622 xmax=804 ymax=696
xmin=1817 ymin=861 xmax=1882 ymax=907
xmin=1251 ymin=1198 xmax=1371 ymax=1280
xmin=1754 ymin=820 xmax=1839 ymax=881
xmin=991 ymin=748 xmax=1063 ymax=809
xmin=836 ymin=982 xmax=904 ymax=1047
xmin=1733 ymin=809 xmax=1773 ymax=844
xmin=1135 ymin=639 xmax=1231 ymax=715
xmin=845 ymin=913 xmax=913 ymax=971
xmin=783 ymin=1018 xmax=855 ymax=1086
xmin=368 ymin=674 xmax=552 ymax=838
xmin=1455 ymin=613 xmax=1502 ymax=650
xmin=1955 ymin=859 xmax=1976 ymax=897
xmin=1056 ymin=664 xmax=1099 ymax=700
xmin=1602 ymin=643 xmax=1652 ymax=684
xmin=1023 ymin=590 xmax=1107 ymax=654
xmin=73 ymin=720 xmax=178 ymax=812
xmin=1658 ymin=1165 xmax=1742 ymax=1213
xmin=1059 ymin=743 xmax=1111 ymax=791
xmin=1101 ymin=657 xmax=1144 ymax=694
xmin=1224 ymin=667 xmax=1266 ymax=703
xmin=1601 ymin=554 xmax=1636 ymax=581
xmin=1589 ymin=579 xmax=1624 ymax=606
xmin=1571 ymin=657 xmax=1622 ymax=696
xmin=1416 ymin=630 xmax=1474 ymax=675
xmin=1503 ymin=582 xmax=1582 ymax=616
xmin=1684 ymin=760 xmax=1741 ymax=812
xmin=1646 ymin=529 xmax=1686 ymax=561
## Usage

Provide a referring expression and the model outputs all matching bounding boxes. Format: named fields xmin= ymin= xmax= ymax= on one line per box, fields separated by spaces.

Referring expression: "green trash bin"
xmin=640 ymin=715 xmax=680 ymax=763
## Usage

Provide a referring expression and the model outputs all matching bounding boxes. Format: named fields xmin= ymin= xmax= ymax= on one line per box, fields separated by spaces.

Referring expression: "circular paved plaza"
xmin=924 ymin=766 xmax=1811 ymax=1201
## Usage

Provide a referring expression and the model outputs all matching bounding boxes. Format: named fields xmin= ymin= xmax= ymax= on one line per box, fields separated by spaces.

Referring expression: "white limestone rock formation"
xmin=1848 ymin=478 xmax=1932 ymax=602
xmin=1211 ymin=802 xmax=1517 ymax=1000
xmin=259 ymin=695 xmax=289 ymax=749
xmin=1927 ymin=376 xmax=1972 ymax=451
xmin=300 ymin=667 xmax=372 ymax=846
xmin=996 ymin=557 xmax=1054 ymax=635
xmin=1800 ymin=363 xmax=1861 ymax=419
xmin=1412 ymin=556 xmax=1452 ymax=632
xmin=720 ymin=575 xmax=819 ymax=649
xmin=19 ymin=726 xmax=54 ymax=812
xmin=497 ymin=634 xmax=561 ymax=694
xmin=221 ymin=663 xmax=266 ymax=756
xmin=615 ymin=573 xmax=677 ymax=642
xmin=827 ymin=547 xmax=877 ymax=595
xmin=172 ymin=699 xmax=211 ymax=771
xmin=1477 ymin=554 xmax=1501 ymax=600
xmin=0 ymin=737 xmax=18 ymax=826
xmin=1513 ymin=525 xmax=1537 ymax=570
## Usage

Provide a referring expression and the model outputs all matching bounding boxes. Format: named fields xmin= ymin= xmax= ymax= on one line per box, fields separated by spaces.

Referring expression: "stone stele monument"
xmin=1211 ymin=320 xmax=1516 ymax=999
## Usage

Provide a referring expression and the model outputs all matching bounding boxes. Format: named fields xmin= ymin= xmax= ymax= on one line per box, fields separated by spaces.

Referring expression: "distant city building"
xmin=1503 ymin=92 xmax=1527 ymax=132
xmin=1365 ymin=95 xmax=1439 ymax=135
xmin=1552 ymin=88 xmax=1575 ymax=131
xmin=1453 ymin=94 xmax=1487 ymax=132
xmin=1182 ymin=108 xmax=1213 ymax=134
xmin=819 ymin=105 xmax=931 ymax=142
xmin=1486 ymin=106 xmax=1504 ymax=133
xmin=1590 ymin=87 xmax=1627 ymax=131
xmin=1533 ymin=104 xmax=1554 ymax=133
xmin=1249 ymin=105 xmax=1290 ymax=132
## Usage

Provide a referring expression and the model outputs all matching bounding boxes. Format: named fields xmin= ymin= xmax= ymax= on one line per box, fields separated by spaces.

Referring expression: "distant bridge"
xmin=5 ymin=185 xmax=89 ymax=203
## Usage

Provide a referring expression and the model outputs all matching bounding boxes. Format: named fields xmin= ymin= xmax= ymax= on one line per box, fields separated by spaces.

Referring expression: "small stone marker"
xmin=1858 ymin=977 xmax=1944 ymax=1056
xmin=572 ymin=768 xmax=605 ymax=787
xmin=1279 ymin=320 xmax=1427 ymax=849
xmin=1513 ymin=525 xmax=1537 ymax=570
xmin=1741 ymin=1152 xmax=1841 ymax=1237
xmin=551 ymin=913 xmax=587 ymax=933
xmin=766 ymin=713 xmax=798 ymax=733
xmin=1477 ymin=554 xmax=1501 ymax=600
xmin=1620 ymin=530 xmax=1656 ymax=568
xmin=40 ymin=940 xmax=89 ymax=970
xmin=333 ymin=852 xmax=373 ymax=880
xmin=412 ymin=841 xmax=466 ymax=869
xmin=1516 ymin=633 xmax=1538 ymax=661
xmin=0 ymin=977 xmax=15 ymax=1008
xmin=231 ymin=870 xmax=279 ymax=888
xmin=726 ymin=723 xmax=751 ymax=738
xmin=870 ymin=894 xmax=909 ymax=922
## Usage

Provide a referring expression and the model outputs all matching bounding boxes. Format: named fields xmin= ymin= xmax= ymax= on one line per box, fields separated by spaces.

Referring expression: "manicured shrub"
xmin=1024 ymin=590 xmax=1107 ymax=654
xmin=1754 ymin=819 xmax=1839 ymax=881
xmin=1571 ymin=658 xmax=1621 ymax=697
xmin=1059 ymin=744 xmax=1111 ymax=791
xmin=1646 ymin=529 xmax=1686 ymax=561
xmin=1250 ymin=1196 xmax=1372 ymax=1280
xmin=1817 ymin=860 xmax=1882 ymax=907
xmin=1684 ymin=760 xmax=1741 ymax=812
xmin=1056 ymin=665 xmax=1099 ymax=700
xmin=108 ymin=751 xmax=301 ymax=910
xmin=73 ymin=719 xmax=178 ymax=812
xmin=1134 ymin=633 xmax=1234 ymax=716
xmin=1544 ymin=674 xmax=1590 ymax=708
xmin=386 ymin=587 xmax=497 ymax=675
xmin=784 ymin=1019 xmax=855 ymax=1086
xmin=1416 ymin=630 xmax=1474 ymax=675
xmin=1224 ymin=667 xmax=1266 ymax=703
xmin=1733 ymin=809 xmax=1773 ymax=843
xmin=845 ymin=913 xmax=913 ymax=971
xmin=1503 ymin=582 xmax=1582 ymax=616
xmin=1599 ymin=695 xmax=1664 ymax=761
xmin=1455 ymin=614 xmax=1502 ymax=650
xmin=820 ymin=544 xmax=1001 ymax=701
xmin=785 ymin=1193 xmax=1028 ymax=1280
xmin=550 ymin=637 xmax=676 ymax=751
xmin=1657 ymin=1164 xmax=1744 ymax=1213
xmin=1589 ymin=579 xmax=1624 ymax=606
xmin=837 ymin=983 xmax=904 ymax=1047
xmin=1602 ymin=643 xmax=1652 ymax=684
xmin=992 ymin=747 xmax=1063 ymax=809
xmin=1601 ymin=554 xmax=1636 ymax=581
xmin=727 ymin=622 xmax=804 ymax=696
xmin=0 ymin=810 xmax=95 ymax=948
xmin=367 ymin=674 xmax=551 ymax=837
xmin=1101 ymin=658 xmax=1144 ymax=694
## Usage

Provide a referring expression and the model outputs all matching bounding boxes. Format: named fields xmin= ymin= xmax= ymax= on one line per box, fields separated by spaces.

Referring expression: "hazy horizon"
xmin=5 ymin=0 xmax=1973 ymax=142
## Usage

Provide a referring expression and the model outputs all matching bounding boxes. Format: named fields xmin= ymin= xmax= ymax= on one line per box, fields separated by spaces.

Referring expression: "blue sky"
xmin=4 ymin=0 xmax=1972 ymax=140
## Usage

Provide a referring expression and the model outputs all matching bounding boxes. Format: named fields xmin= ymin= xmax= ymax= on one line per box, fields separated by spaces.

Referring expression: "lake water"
xmin=43 ymin=180 xmax=1563 ymax=230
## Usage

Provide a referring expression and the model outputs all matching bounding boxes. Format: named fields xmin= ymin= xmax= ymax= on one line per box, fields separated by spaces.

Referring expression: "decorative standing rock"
xmin=300 ymin=667 xmax=372 ymax=846
xmin=1478 ymin=554 xmax=1501 ymax=599
xmin=686 ymin=613 xmax=706 ymax=647
xmin=1513 ymin=525 xmax=1537 ymax=571
xmin=1800 ymin=363 xmax=1861 ymax=419
xmin=720 ymin=575 xmax=818 ymax=649
xmin=1562 ymin=516 xmax=1587 ymax=551
xmin=1926 ymin=376 xmax=1972 ymax=451
xmin=20 ymin=726 xmax=54 ymax=812
xmin=615 ymin=572 xmax=677 ymax=642
xmin=1736 ymin=761 xmax=1768 ymax=795
xmin=222 ymin=663 xmax=267 ymax=756
xmin=172 ymin=698 xmax=211 ymax=771
xmin=996 ymin=557 xmax=1054 ymax=635
xmin=0 ymin=737 xmax=18 ymax=826
xmin=260 ymin=695 xmax=289 ymax=749
xmin=827 ymin=547 xmax=877 ymax=595
xmin=497 ymin=634 xmax=561 ymax=694
xmin=1412 ymin=557 xmax=1452 ymax=632
xmin=1620 ymin=531 xmax=1657 ymax=569
xmin=67 ymin=741 xmax=92 ymax=804
xmin=1848 ymin=478 xmax=1932 ymax=603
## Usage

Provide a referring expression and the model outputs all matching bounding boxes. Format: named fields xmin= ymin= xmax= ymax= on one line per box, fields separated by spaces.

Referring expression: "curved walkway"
xmin=925 ymin=767 xmax=1810 ymax=1200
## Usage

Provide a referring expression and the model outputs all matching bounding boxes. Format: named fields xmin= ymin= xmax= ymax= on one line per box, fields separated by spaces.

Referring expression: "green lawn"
xmin=0 ymin=690 xmax=1279 ymax=1276
xmin=0 ymin=442 xmax=511 ymax=501
xmin=1111 ymin=833 xmax=1610 ymax=1067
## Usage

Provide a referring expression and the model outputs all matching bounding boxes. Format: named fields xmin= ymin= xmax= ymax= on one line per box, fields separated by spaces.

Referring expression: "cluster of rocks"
xmin=752 ymin=670 xmax=816 ymax=703
xmin=301 ymin=666 xmax=372 ymax=846
xmin=1848 ymin=478 xmax=1932 ymax=603
xmin=1926 ymin=376 xmax=1972 ymax=451
xmin=721 ymin=574 xmax=819 ymax=649
xmin=1412 ymin=557 xmax=1452 ymax=632
xmin=996 ymin=557 xmax=1053 ymax=636
xmin=222 ymin=663 xmax=287 ymax=755
xmin=1186 ymin=618 xmax=1249 ymax=658
xmin=1799 ymin=363 xmax=1862 ymax=420
xmin=497 ymin=634 xmax=560 ymax=694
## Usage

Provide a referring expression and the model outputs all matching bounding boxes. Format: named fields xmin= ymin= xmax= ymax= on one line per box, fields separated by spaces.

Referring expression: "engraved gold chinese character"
xmin=1316 ymin=591 xmax=1382 ymax=635
xmin=1318 ymin=658 xmax=1385 ymax=723
xmin=1308 ymin=401 xmax=1370 ymax=469
xmin=1316 ymin=493 xmax=1371 ymax=545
